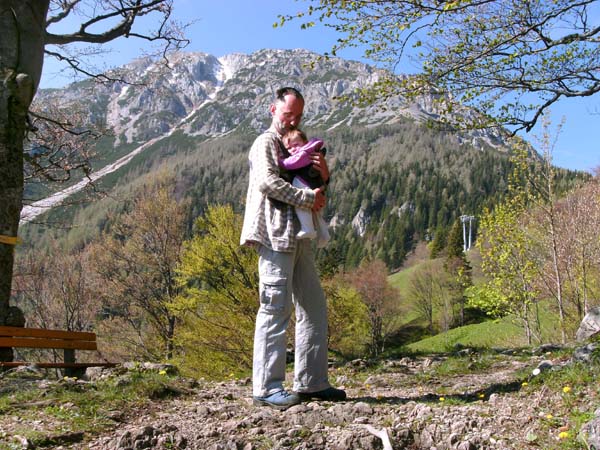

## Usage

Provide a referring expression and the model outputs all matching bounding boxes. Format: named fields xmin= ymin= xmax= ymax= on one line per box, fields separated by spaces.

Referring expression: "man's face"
xmin=270 ymin=94 xmax=304 ymax=134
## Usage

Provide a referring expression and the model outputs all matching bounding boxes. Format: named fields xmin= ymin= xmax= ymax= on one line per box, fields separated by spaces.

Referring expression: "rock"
xmin=576 ymin=306 xmax=600 ymax=341
xmin=335 ymin=374 xmax=350 ymax=386
xmin=532 ymin=343 xmax=563 ymax=354
xmin=353 ymin=401 xmax=374 ymax=415
xmin=572 ymin=343 xmax=600 ymax=363
xmin=9 ymin=364 xmax=44 ymax=378
xmin=535 ymin=360 xmax=554 ymax=372
xmin=580 ymin=413 xmax=600 ymax=449
xmin=84 ymin=366 xmax=115 ymax=381
xmin=14 ymin=435 xmax=33 ymax=449
xmin=1 ymin=347 xmax=595 ymax=450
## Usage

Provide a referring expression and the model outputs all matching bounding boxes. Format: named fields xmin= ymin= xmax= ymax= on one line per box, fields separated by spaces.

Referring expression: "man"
xmin=240 ymin=87 xmax=346 ymax=410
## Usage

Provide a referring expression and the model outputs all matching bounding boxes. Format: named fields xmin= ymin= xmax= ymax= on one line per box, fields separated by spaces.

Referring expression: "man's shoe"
xmin=297 ymin=387 xmax=347 ymax=402
xmin=253 ymin=390 xmax=301 ymax=410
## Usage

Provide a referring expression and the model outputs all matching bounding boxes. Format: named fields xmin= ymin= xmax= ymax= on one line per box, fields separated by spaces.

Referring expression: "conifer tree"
xmin=446 ymin=219 xmax=465 ymax=259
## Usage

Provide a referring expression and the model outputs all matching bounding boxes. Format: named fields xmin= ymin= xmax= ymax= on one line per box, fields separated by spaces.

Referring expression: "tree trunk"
xmin=0 ymin=2 xmax=49 ymax=358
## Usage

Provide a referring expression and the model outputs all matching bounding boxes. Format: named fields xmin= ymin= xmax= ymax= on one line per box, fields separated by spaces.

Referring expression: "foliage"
xmin=445 ymin=219 xmax=464 ymax=259
xmin=429 ymin=225 xmax=448 ymax=259
xmin=323 ymin=276 xmax=370 ymax=358
xmin=475 ymin=145 xmax=543 ymax=344
xmin=0 ymin=0 xmax=188 ymax=337
xmin=172 ymin=205 xmax=258 ymax=379
xmin=465 ymin=284 xmax=511 ymax=319
xmin=279 ymin=0 xmax=600 ymax=132
xmin=23 ymin=121 xmax=586 ymax=276
xmin=91 ymin=174 xmax=189 ymax=361
xmin=406 ymin=259 xmax=446 ymax=333
xmin=12 ymin=244 xmax=100 ymax=332
xmin=475 ymin=118 xmax=599 ymax=344
xmin=553 ymin=178 xmax=600 ymax=320
xmin=12 ymin=243 xmax=101 ymax=363
xmin=344 ymin=259 xmax=403 ymax=356
xmin=406 ymin=255 xmax=476 ymax=335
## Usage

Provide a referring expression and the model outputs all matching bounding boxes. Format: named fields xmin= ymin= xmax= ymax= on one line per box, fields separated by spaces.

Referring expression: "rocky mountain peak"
xmin=34 ymin=48 xmax=511 ymax=158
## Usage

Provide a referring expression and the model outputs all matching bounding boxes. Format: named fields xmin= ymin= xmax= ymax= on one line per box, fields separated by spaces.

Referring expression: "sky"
xmin=40 ymin=0 xmax=599 ymax=173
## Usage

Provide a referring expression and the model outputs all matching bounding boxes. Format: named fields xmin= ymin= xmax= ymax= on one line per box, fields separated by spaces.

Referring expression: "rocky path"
xmin=76 ymin=352 xmax=579 ymax=450
xmin=3 ymin=348 xmax=598 ymax=449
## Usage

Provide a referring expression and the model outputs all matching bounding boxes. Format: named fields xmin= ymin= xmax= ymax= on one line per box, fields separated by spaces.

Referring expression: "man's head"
xmin=282 ymin=129 xmax=308 ymax=150
xmin=270 ymin=87 xmax=304 ymax=135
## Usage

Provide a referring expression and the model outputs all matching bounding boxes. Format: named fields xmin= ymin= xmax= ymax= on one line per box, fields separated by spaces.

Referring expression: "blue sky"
xmin=40 ymin=0 xmax=599 ymax=173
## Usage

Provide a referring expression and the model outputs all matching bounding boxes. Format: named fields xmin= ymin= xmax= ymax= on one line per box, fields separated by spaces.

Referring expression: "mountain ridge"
xmin=24 ymin=48 xmax=512 ymax=224
xmin=22 ymin=47 xmax=578 ymax=270
xmin=34 ymin=48 xmax=508 ymax=148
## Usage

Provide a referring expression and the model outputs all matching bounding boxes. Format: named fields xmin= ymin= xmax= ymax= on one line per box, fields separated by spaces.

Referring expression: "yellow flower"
xmin=546 ymin=414 xmax=553 ymax=419
xmin=562 ymin=386 xmax=572 ymax=394
xmin=158 ymin=370 xmax=167 ymax=376
xmin=558 ymin=431 xmax=569 ymax=439
xmin=478 ymin=393 xmax=485 ymax=399
xmin=521 ymin=381 xmax=528 ymax=387
xmin=439 ymin=397 xmax=445 ymax=402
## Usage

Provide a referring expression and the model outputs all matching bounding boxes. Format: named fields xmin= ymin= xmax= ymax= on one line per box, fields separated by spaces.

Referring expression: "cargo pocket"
xmin=259 ymin=276 xmax=288 ymax=313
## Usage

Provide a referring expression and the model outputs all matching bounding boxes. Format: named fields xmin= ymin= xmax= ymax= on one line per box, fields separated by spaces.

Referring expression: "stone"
xmin=577 ymin=306 xmax=600 ymax=341
xmin=535 ymin=360 xmax=554 ymax=372
xmin=580 ymin=415 xmax=600 ymax=449
xmin=353 ymin=401 xmax=374 ymax=415
xmin=572 ymin=343 xmax=600 ymax=363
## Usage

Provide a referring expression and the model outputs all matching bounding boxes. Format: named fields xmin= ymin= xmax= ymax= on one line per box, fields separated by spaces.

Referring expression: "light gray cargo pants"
xmin=253 ymin=240 xmax=331 ymax=397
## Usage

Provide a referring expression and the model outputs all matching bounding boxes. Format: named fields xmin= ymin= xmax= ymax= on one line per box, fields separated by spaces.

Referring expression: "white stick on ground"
xmin=365 ymin=425 xmax=393 ymax=450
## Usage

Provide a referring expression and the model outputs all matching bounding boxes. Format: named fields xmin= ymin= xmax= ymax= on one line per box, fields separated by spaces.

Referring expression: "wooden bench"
xmin=0 ymin=326 xmax=116 ymax=376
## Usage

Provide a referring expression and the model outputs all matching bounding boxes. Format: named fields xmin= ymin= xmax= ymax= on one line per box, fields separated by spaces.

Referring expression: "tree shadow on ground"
xmin=349 ymin=379 xmax=525 ymax=405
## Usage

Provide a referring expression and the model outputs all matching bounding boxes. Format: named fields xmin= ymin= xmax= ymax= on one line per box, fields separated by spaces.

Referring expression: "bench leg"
xmin=63 ymin=349 xmax=84 ymax=378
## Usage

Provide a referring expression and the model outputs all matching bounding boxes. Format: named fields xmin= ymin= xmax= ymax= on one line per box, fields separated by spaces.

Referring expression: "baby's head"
xmin=282 ymin=129 xmax=308 ymax=150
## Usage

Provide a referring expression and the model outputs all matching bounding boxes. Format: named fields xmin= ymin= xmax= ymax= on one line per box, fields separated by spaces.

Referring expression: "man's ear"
xmin=269 ymin=103 xmax=276 ymax=115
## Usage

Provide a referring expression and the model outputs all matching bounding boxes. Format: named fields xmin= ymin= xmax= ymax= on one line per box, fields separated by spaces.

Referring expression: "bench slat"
xmin=0 ymin=326 xmax=96 ymax=341
xmin=0 ymin=337 xmax=97 ymax=351
xmin=0 ymin=362 xmax=116 ymax=369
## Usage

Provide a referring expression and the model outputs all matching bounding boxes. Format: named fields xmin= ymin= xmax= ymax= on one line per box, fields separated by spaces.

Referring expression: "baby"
xmin=280 ymin=129 xmax=330 ymax=248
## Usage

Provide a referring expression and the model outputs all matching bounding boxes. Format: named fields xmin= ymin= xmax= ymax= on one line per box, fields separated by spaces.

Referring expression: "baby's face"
xmin=285 ymin=136 xmax=306 ymax=150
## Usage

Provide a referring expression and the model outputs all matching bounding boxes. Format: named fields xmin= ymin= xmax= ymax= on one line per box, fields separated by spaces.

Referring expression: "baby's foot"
xmin=297 ymin=230 xmax=317 ymax=240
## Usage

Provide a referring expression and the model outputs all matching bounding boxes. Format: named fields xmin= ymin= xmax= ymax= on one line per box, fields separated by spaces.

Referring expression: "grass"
xmin=0 ymin=369 xmax=194 ymax=449
xmin=387 ymin=250 xmax=570 ymax=354
xmin=405 ymin=316 xmax=527 ymax=353
xmin=520 ymin=360 xmax=600 ymax=449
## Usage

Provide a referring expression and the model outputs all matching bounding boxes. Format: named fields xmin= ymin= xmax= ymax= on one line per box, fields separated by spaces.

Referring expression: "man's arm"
xmin=253 ymin=133 xmax=315 ymax=209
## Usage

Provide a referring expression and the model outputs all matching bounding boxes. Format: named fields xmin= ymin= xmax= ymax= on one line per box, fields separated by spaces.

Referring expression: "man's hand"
xmin=312 ymin=187 xmax=326 ymax=212
xmin=310 ymin=151 xmax=329 ymax=184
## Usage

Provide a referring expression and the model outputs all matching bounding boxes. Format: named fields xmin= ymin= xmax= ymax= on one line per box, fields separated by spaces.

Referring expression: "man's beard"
xmin=273 ymin=117 xmax=298 ymax=134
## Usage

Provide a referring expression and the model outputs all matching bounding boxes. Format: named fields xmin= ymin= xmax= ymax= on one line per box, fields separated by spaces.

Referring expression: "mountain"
xmin=21 ymin=49 xmax=584 ymax=268
xmin=33 ymin=49 xmax=508 ymax=151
